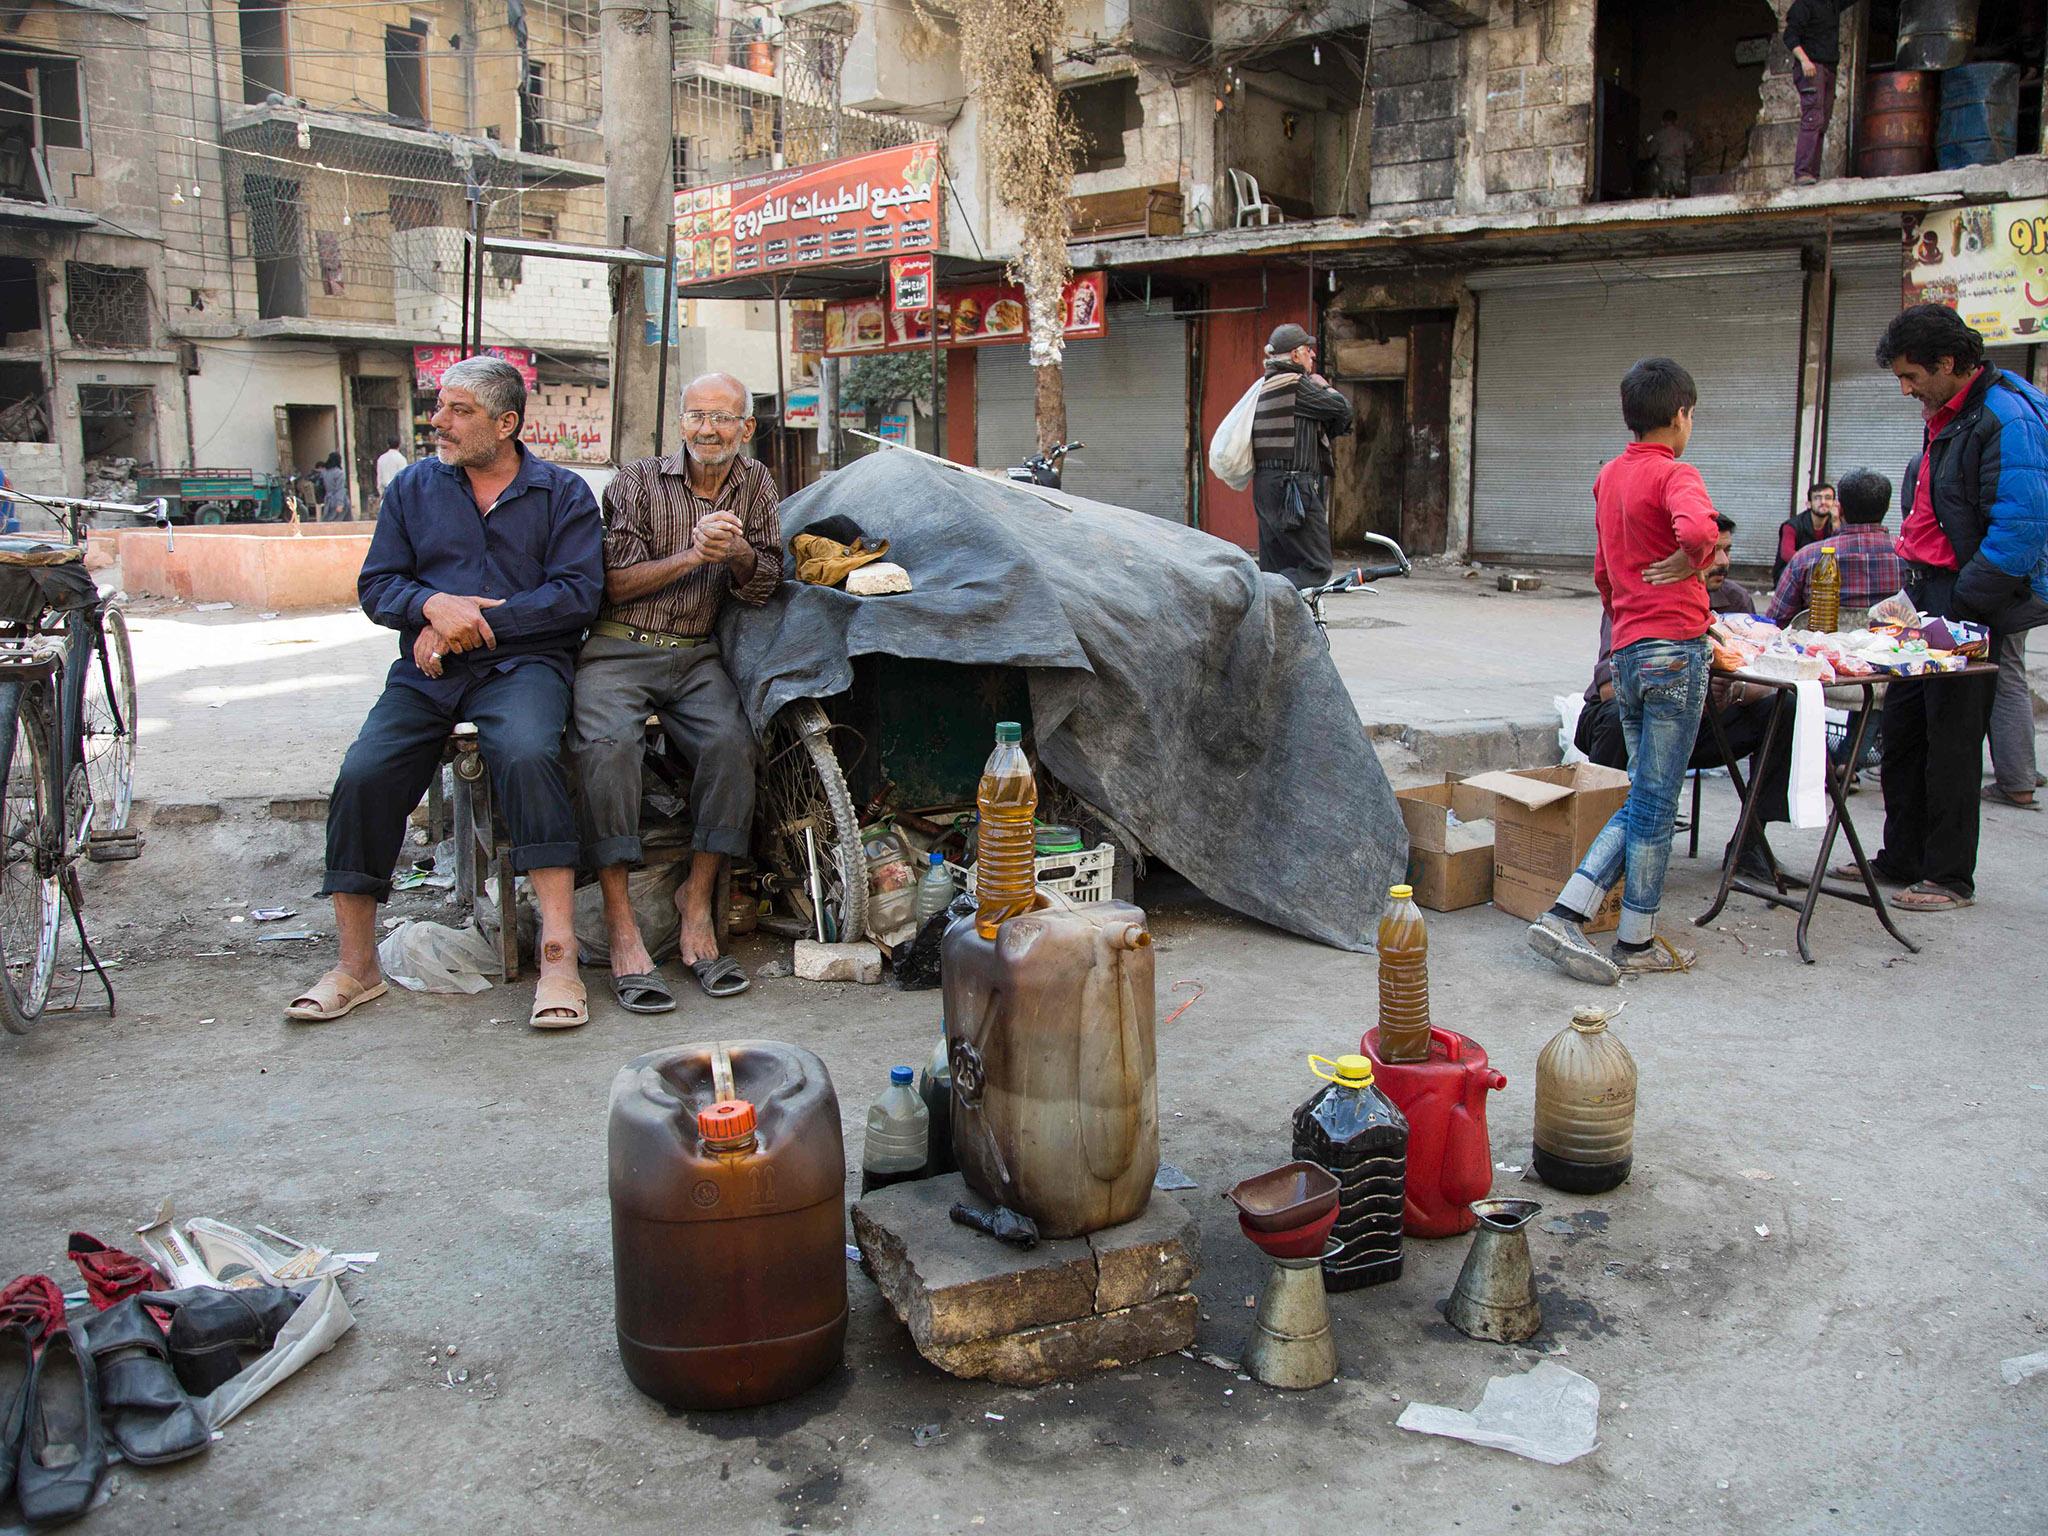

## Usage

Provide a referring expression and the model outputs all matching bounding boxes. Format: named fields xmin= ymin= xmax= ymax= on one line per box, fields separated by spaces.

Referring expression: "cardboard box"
xmin=1462 ymin=764 xmax=1632 ymax=932
xmin=1394 ymin=778 xmax=1496 ymax=912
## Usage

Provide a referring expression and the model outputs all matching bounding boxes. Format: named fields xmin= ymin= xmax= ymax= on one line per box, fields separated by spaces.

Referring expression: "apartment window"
xmin=242 ymin=175 xmax=306 ymax=319
xmin=388 ymin=192 xmax=439 ymax=232
xmin=671 ymin=135 xmax=691 ymax=187
xmin=0 ymin=50 xmax=83 ymax=201
xmin=238 ymin=0 xmax=289 ymax=104
xmin=63 ymin=263 xmax=150 ymax=349
xmin=0 ymin=361 xmax=49 ymax=444
xmin=520 ymin=60 xmax=549 ymax=153
xmin=77 ymin=384 xmax=156 ymax=465
xmin=1064 ymin=77 xmax=1141 ymax=175
xmin=385 ymin=22 xmax=428 ymax=125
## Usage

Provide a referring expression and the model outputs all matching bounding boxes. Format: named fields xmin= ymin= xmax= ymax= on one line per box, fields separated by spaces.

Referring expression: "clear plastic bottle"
xmin=1532 ymin=1006 xmax=1638 ymax=1194
xmin=860 ymin=1067 xmax=929 ymax=1194
xmin=915 ymin=850 xmax=957 ymax=927
xmin=1376 ymin=884 xmax=1431 ymax=1064
xmin=1810 ymin=544 xmax=1841 ymax=633
xmin=974 ymin=721 xmax=1038 ymax=939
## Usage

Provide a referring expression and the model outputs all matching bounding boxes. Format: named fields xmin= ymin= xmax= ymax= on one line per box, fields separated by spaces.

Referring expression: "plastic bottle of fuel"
xmin=1810 ymin=545 xmax=1841 ymax=633
xmin=860 ymin=1067 xmax=929 ymax=1194
xmin=915 ymin=851 xmax=957 ymax=928
xmin=1532 ymin=1005 xmax=1638 ymax=1194
xmin=1376 ymin=884 xmax=1431 ymax=1063
xmin=974 ymin=722 xmax=1038 ymax=938
xmin=1292 ymin=1054 xmax=1408 ymax=1290
xmin=918 ymin=1031 xmax=955 ymax=1177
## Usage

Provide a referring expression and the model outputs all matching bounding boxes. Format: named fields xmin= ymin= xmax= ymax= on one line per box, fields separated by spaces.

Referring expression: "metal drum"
xmin=1936 ymin=63 xmax=2022 ymax=170
xmin=1857 ymin=71 xmax=1937 ymax=178
xmin=1896 ymin=0 xmax=1979 ymax=72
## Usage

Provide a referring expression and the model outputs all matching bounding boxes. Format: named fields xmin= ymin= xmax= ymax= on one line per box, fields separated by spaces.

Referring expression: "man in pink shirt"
xmin=1528 ymin=358 xmax=1722 ymax=985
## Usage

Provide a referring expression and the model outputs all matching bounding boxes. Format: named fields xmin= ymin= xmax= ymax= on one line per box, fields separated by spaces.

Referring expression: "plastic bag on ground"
xmin=197 ymin=1275 xmax=354 ymax=1429
xmin=1556 ymin=693 xmax=1587 ymax=765
xmin=572 ymin=853 xmax=688 ymax=966
xmin=1207 ymin=378 xmax=1263 ymax=491
xmin=378 ymin=918 xmax=501 ymax=993
xmin=1396 ymin=1359 xmax=1600 ymax=1465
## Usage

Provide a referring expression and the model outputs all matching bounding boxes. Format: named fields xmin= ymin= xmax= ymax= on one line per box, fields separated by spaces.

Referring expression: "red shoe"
xmin=0 ymin=1274 xmax=64 ymax=1341
xmin=66 ymin=1233 xmax=170 ymax=1312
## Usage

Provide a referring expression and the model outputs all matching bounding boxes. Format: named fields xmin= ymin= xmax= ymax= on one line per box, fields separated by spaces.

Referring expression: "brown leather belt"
xmin=590 ymin=619 xmax=709 ymax=650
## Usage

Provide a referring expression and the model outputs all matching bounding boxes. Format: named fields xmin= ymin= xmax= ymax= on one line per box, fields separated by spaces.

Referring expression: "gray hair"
xmin=441 ymin=356 xmax=526 ymax=426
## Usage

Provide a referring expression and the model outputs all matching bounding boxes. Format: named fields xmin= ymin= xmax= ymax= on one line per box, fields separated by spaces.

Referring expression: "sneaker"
xmin=1527 ymin=912 xmax=1620 ymax=986
xmin=1612 ymin=936 xmax=1697 ymax=976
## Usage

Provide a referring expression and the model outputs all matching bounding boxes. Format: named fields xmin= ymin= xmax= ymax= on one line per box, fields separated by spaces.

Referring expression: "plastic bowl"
xmin=1224 ymin=1161 xmax=1340 ymax=1231
xmin=1237 ymin=1205 xmax=1340 ymax=1260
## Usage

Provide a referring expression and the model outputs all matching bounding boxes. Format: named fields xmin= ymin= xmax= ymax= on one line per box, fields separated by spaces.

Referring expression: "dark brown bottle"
xmin=608 ymin=1040 xmax=847 ymax=1410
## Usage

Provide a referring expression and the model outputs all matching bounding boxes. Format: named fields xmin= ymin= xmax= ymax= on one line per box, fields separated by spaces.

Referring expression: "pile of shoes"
xmin=2 ymin=1216 xmax=364 ymax=1529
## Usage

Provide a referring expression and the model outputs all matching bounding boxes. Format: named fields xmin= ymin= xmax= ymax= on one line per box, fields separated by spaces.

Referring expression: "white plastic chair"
xmin=1227 ymin=168 xmax=1283 ymax=228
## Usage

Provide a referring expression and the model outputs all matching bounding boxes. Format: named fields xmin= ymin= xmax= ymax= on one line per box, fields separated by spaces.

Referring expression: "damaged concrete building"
xmin=788 ymin=0 xmax=2047 ymax=567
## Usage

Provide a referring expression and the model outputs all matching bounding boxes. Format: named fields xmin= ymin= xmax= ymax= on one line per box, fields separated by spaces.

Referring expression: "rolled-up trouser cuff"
xmin=511 ymin=839 xmax=581 ymax=874
xmin=1617 ymin=905 xmax=1657 ymax=946
xmin=584 ymin=834 xmax=643 ymax=872
xmin=1558 ymin=872 xmax=1605 ymax=921
xmin=320 ymin=870 xmax=392 ymax=902
xmin=693 ymin=823 xmax=750 ymax=858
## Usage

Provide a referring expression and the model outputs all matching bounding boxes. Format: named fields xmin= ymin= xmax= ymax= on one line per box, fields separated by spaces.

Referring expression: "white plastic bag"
xmin=1555 ymin=693 xmax=1588 ymax=765
xmin=1207 ymin=379 xmax=1263 ymax=491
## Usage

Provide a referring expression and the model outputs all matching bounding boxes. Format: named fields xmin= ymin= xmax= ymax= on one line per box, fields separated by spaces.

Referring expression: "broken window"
xmin=63 ymin=263 xmax=150 ymax=349
xmin=521 ymin=60 xmax=550 ymax=154
xmin=0 ymin=50 xmax=83 ymax=201
xmin=385 ymin=22 xmax=427 ymax=125
xmin=1594 ymin=0 xmax=1775 ymax=200
xmin=1063 ymin=77 xmax=1142 ymax=175
xmin=0 ymin=362 xmax=49 ymax=443
xmin=388 ymin=191 xmax=441 ymax=232
xmin=77 ymin=385 xmax=156 ymax=477
xmin=0 ymin=256 xmax=39 ymax=341
xmin=238 ymin=0 xmax=289 ymax=105
xmin=242 ymin=174 xmax=307 ymax=319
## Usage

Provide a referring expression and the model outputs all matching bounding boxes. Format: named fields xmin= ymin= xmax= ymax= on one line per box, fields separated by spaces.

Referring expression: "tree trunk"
xmin=1034 ymin=359 xmax=1066 ymax=456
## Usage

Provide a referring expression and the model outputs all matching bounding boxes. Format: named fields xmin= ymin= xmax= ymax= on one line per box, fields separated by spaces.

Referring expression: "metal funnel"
xmin=1444 ymin=1197 xmax=1543 ymax=1344
xmin=1242 ymin=1242 xmax=1339 ymax=1390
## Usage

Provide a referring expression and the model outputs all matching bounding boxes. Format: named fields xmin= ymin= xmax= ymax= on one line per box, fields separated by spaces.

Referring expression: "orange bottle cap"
xmin=697 ymin=1099 xmax=758 ymax=1143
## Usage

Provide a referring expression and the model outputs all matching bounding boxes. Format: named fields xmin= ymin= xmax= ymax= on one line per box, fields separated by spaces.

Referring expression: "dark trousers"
xmin=1252 ymin=465 xmax=1333 ymax=589
xmin=1794 ymin=63 xmax=1835 ymax=180
xmin=569 ymin=633 xmax=758 ymax=867
xmin=321 ymin=663 xmax=579 ymax=901
xmin=1577 ymin=693 xmax=1790 ymax=833
xmin=1875 ymin=669 xmax=1995 ymax=896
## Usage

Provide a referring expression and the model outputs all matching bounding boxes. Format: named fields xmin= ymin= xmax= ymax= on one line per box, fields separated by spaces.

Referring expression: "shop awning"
xmin=679 ymin=252 xmax=1011 ymax=302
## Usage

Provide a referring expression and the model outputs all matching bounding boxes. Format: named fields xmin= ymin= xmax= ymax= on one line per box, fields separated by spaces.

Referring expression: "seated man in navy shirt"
xmin=286 ymin=357 xmax=603 ymax=1030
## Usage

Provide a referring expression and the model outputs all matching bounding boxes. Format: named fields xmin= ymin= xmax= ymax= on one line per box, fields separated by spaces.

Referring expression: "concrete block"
xmin=1372 ymin=159 xmax=1457 ymax=207
xmin=1490 ymin=23 xmax=1541 ymax=68
xmin=1488 ymin=108 xmax=1535 ymax=152
xmin=1091 ymin=1195 xmax=1202 ymax=1312
xmin=1486 ymin=70 xmax=1526 ymax=111
xmin=926 ymin=1295 xmax=1199 ymax=1387
xmin=140 ymin=799 xmax=222 ymax=827
xmin=793 ymin=939 xmax=882 ymax=983
xmin=1521 ymin=65 xmax=1565 ymax=107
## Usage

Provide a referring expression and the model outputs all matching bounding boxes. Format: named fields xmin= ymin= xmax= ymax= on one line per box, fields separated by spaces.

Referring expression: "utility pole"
xmin=1031 ymin=45 xmax=1066 ymax=455
xmin=601 ymin=0 xmax=675 ymax=463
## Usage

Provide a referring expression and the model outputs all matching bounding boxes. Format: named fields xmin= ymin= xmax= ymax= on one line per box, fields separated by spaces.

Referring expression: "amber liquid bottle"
xmin=974 ymin=721 xmax=1038 ymax=939
xmin=1810 ymin=544 xmax=1841 ymax=633
xmin=1376 ymin=884 xmax=1431 ymax=1063
xmin=1532 ymin=1006 xmax=1638 ymax=1194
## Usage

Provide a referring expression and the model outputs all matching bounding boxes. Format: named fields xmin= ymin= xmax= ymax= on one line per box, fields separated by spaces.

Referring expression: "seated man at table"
xmin=1766 ymin=467 xmax=1904 ymax=630
xmin=286 ymin=356 xmax=604 ymax=1030
xmin=1575 ymin=513 xmax=1789 ymax=879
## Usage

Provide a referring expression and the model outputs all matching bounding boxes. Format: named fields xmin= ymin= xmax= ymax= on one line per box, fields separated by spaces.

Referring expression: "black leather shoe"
xmin=0 ymin=1317 xmax=34 ymax=1507
xmin=16 ymin=1323 xmax=106 ymax=1528
xmin=79 ymin=1298 xmax=209 ymax=1466
xmin=137 ymin=1286 xmax=305 ymax=1398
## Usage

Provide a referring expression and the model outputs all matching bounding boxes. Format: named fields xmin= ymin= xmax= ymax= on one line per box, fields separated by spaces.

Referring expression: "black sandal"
xmin=689 ymin=955 xmax=751 ymax=998
xmin=611 ymin=972 xmax=677 ymax=1014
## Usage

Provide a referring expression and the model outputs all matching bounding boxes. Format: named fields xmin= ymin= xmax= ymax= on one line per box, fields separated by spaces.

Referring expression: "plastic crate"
xmin=967 ymin=842 xmax=1116 ymax=905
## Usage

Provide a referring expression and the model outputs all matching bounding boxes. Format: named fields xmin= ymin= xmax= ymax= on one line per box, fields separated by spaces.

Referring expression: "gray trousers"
xmin=1989 ymin=629 xmax=2039 ymax=794
xmin=570 ymin=633 xmax=758 ymax=867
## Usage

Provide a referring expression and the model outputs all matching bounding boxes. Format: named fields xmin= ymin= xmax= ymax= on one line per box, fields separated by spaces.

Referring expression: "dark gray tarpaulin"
xmin=717 ymin=450 xmax=1407 ymax=951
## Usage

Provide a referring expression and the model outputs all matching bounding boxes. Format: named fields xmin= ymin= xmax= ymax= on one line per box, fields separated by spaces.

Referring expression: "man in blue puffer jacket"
xmin=1862 ymin=303 xmax=2048 ymax=912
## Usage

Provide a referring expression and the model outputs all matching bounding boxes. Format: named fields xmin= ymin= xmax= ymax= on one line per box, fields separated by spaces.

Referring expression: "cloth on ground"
xmin=718 ymin=452 xmax=1407 ymax=950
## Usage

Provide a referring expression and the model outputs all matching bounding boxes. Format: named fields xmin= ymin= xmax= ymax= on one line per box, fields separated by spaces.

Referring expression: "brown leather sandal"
xmin=529 ymin=973 xmax=588 ymax=1030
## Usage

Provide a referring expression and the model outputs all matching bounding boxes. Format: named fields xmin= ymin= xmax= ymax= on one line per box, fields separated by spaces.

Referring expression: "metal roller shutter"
xmin=1471 ymin=254 xmax=1803 ymax=567
xmin=975 ymin=303 xmax=1190 ymax=520
xmin=1824 ymin=248 xmax=2034 ymax=497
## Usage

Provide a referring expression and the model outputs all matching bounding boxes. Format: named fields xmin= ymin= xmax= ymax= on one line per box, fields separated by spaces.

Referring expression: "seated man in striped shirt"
xmin=1765 ymin=466 xmax=1904 ymax=630
xmin=570 ymin=373 xmax=783 ymax=1011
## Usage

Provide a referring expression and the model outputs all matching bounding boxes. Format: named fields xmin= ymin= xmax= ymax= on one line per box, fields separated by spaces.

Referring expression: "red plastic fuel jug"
xmin=1361 ymin=1026 xmax=1507 ymax=1238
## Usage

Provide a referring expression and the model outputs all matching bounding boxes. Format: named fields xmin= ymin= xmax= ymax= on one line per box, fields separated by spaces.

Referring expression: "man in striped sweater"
xmin=1251 ymin=322 xmax=1355 ymax=588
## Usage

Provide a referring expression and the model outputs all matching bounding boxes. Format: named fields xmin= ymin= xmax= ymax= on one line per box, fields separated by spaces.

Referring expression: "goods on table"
xmin=1810 ymin=545 xmax=1842 ymax=633
xmin=1708 ymin=594 xmax=1989 ymax=682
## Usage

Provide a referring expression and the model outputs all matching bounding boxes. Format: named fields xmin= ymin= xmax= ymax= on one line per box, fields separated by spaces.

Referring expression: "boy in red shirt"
xmin=1528 ymin=358 xmax=1723 ymax=984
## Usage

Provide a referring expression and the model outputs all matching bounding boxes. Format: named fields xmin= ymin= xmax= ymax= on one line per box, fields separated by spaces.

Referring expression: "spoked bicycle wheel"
xmin=80 ymin=606 xmax=136 ymax=841
xmin=756 ymin=699 xmax=868 ymax=943
xmin=0 ymin=684 xmax=63 ymax=1034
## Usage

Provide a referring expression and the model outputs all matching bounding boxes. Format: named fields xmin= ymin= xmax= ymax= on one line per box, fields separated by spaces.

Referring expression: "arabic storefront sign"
xmin=889 ymin=254 xmax=933 ymax=314
xmin=792 ymin=309 xmax=827 ymax=354
xmin=414 ymin=345 xmax=539 ymax=392
xmin=783 ymin=390 xmax=866 ymax=430
xmin=521 ymin=380 xmax=610 ymax=465
xmin=675 ymin=143 xmax=943 ymax=287
xmin=879 ymin=411 xmax=911 ymax=445
xmin=1903 ymin=200 xmax=2048 ymax=345
xmin=824 ymin=271 xmax=1108 ymax=357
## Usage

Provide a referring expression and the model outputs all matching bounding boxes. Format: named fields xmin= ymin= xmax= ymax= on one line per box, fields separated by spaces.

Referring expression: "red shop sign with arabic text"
xmin=414 ymin=345 xmax=537 ymax=392
xmin=675 ymin=143 xmax=943 ymax=287
xmin=824 ymin=271 xmax=1107 ymax=356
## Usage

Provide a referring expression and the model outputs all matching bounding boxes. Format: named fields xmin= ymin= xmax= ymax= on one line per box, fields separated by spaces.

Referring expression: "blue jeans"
xmin=1560 ymin=636 xmax=1710 ymax=944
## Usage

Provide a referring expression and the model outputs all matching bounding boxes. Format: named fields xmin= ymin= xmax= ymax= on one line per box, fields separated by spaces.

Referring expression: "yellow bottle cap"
xmin=1821 ymin=544 xmax=1836 ymax=553
xmin=1309 ymin=1053 xmax=1375 ymax=1087
xmin=1389 ymin=884 xmax=1413 ymax=900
